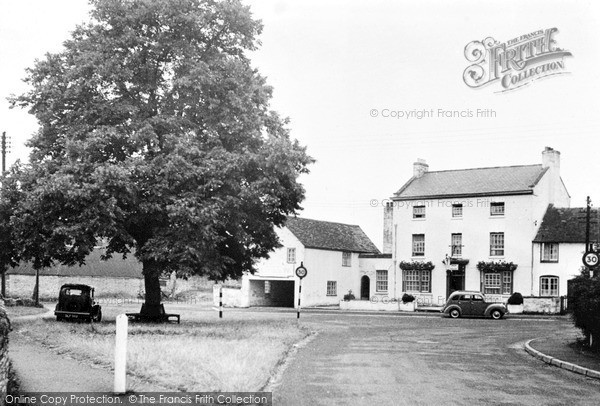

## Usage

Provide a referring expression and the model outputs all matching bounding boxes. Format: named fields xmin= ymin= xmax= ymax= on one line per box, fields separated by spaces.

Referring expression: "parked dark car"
xmin=441 ymin=291 xmax=507 ymax=320
xmin=55 ymin=284 xmax=102 ymax=322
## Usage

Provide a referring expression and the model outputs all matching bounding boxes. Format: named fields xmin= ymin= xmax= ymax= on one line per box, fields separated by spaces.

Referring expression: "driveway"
xmin=274 ymin=312 xmax=600 ymax=406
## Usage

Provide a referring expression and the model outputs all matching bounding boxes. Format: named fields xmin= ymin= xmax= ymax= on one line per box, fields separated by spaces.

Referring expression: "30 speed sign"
xmin=583 ymin=251 xmax=600 ymax=268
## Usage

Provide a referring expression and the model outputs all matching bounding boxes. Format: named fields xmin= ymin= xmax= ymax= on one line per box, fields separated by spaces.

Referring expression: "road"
xmin=273 ymin=312 xmax=600 ymax=406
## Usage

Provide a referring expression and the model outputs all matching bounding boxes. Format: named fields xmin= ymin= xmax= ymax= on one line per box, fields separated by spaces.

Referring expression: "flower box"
xmin=399 ymin=301 xmax=416 ymax=312
xmin=507 ymin=304 xmax=523 ymax=314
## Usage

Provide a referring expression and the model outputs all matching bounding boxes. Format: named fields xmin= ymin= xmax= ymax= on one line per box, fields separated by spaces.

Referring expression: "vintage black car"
xmin=55 ymin=284 xmax=102 ymax=322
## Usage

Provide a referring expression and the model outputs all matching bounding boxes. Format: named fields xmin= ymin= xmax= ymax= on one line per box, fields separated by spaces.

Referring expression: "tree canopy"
xmin=7 ymin=0 xmax=312 ymax=314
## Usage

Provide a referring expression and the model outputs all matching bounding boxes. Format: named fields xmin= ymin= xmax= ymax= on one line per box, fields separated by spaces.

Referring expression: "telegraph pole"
xmin=1 ymin=132 xmax=9 ymax=297
xmin=586 ymin=196 xmax=591 ymax=252
xmin=1 ymin=132 xmax=7 ymax=175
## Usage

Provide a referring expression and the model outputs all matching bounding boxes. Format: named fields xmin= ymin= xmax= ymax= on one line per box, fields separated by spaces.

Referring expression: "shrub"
xmin=507 ymin=292 xmax=523 ymax=305
xmin=569 ymin=269 xmax=600 ymax=349
xmin=343 ymin=290 xmax=355 ymax=301
xmin=402 ymin=293 xmax=415 ymax=303
xmin=4 ymin=297 xmax=44 ymax=308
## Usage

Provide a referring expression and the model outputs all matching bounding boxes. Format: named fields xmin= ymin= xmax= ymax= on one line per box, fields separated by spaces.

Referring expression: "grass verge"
xmin=13 ymin=306 xmax=309 ymax=391
xmin=5 ymin=306 xmax=48 ymax=318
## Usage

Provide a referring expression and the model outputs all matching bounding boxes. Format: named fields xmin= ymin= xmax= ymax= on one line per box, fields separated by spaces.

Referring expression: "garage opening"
xmin=249 ymin=279 xmax=295 ymax=307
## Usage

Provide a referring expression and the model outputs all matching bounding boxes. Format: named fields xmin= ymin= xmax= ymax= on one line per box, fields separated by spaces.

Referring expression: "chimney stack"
xmin=413 ymin=159 xmax=429 ymax=178
xmin=383 ymin=202 xmax=393 ymax=254
xmin=541 ymin=146 xmax=567 ymax=206
xmin=542 ymin=146 xmax=560 ymax=171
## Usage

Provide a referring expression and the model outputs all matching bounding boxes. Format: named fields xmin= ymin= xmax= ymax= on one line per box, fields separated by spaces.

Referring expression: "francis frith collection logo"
xmin=463 ymin=28 xmax=572 ymax=92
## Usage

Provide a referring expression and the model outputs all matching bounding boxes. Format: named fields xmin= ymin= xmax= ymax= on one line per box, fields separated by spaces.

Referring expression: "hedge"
xmin=569 ymin=269 xmax=600 ymax=349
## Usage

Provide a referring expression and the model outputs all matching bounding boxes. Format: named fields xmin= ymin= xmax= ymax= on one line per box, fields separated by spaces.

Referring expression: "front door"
xmin=446 ymin=266 xmax=465 ymax=298
xmin=360 ymin=275 xmax=370 ymax=300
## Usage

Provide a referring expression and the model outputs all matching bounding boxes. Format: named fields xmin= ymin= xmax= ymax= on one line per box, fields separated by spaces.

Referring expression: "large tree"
xmin=9 ymin=0 xmax=312 ymax=319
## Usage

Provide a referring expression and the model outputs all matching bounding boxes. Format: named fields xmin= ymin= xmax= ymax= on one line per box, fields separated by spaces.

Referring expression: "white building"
xmin=229 ymin=217 xmax=386 ymax=308
xmin=224 ymin=147 xmax=590 ymax=313
xmin=532 ymin=205 xmax=599 ymax=299
xmin=388 ymin=147 xmax=570 ymax=306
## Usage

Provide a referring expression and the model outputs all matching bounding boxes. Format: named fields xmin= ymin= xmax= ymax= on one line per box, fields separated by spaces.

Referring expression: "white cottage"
xmin=532 ymin=205 xmax=599 ymax=298
xmin=232 ymin=217 xmax=385 ymax=307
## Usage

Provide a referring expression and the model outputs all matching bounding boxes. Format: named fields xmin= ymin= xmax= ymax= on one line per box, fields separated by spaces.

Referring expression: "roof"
xmin=533 ymin=205 xmax=600 ymax=243
xmin=285 ymin=217 xmax=380 ymax=254
xmin=7 ymin=248 xmax=143 ymax=278
xmin=394 ymin=164 xmax=548 ymax=200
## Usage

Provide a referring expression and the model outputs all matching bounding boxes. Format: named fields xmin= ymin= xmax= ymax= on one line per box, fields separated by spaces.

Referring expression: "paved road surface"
xmin=274 ymin=313 xmax=600 ymax=406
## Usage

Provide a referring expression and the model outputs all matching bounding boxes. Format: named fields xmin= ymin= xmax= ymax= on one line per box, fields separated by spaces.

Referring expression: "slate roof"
xmin=533 ymin=205 xmax=600 ymax=243
xmin=285 ymin=217 xmax=380 ymax=254
xmin=394 ymin=164 xmax=549 ymax=200
xmin=7 ymin=248 xmax=143 ymax=278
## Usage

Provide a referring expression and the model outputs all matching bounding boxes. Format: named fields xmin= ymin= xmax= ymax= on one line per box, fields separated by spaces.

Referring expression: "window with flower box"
xmin=402 ymin=269 xmax=431 ymax=293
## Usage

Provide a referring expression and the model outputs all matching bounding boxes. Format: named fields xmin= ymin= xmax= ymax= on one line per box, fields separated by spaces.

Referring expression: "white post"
xmin=114 ymin=314 xmax=128 ymax=394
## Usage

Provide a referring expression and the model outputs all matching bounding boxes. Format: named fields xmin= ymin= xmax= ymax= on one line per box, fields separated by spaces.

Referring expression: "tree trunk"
xmin=32 ymin=268 xmax=40 ymax=306
xmin=140 ymin=259 xmax=162 ymax=321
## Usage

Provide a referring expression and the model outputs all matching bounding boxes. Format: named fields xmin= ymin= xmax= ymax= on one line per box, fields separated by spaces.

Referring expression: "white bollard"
xmin=114 ymin=314 xmax=128 ymax=394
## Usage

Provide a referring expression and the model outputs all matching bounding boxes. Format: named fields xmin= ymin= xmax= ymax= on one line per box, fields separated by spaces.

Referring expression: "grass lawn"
xmin=12 ymin=304 xmax=309 ymax=391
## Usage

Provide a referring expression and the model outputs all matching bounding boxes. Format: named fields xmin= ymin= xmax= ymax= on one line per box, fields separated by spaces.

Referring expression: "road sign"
xmin=295 ymin=262 xmax=307 ymax=279
xmin=583 ymin=251 xmax=599 ymax=268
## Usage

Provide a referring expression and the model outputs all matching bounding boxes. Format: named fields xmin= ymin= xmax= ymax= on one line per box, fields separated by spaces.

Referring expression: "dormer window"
xmin=490 ymin=202 xmax=505 ymax=216
xmin=413 ymin=205 xmax=426 ymax=219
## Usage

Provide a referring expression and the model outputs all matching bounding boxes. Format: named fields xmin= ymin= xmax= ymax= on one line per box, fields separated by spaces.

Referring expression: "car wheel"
xmin=491 ymin=309 xmax=503 ymax=320
xmin=449 ymin=309 xmax=460 ymax=318
xmin=93 ymin=309 xmax=102 ymax=323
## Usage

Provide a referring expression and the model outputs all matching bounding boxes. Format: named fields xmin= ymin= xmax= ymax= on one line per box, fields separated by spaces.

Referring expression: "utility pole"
xmin=1 ymin=132 xmax=10 ymax=297
xmin=586 ymin=196 xmax=591 ymax=253
xmin=1 ymin=132 xmax=8 ymax=175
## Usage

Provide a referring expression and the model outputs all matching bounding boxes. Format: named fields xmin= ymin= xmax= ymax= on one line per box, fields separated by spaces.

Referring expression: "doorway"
xmin=446 ymin=265 xmax=465 ymax=298
xmin=360 ymin=275 xmax=370 ymax=300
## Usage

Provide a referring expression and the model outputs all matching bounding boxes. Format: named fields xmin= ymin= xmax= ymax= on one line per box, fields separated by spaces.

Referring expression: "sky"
xmin=1 ymin=0 xmax=599 ymax=250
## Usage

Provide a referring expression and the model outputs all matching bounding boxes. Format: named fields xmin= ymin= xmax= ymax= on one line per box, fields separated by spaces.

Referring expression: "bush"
xmin=507 ymin=292 xmax=523 ymax=305
xmin=402 ymin=293 xmax=415 ymax=303
xmin=4 ymin=297 xmax=44 ymax=308
xmin=569 ymin=270 xmax=600 ymax=349
xmin=343 ymin=290 xmax=355 ymax=301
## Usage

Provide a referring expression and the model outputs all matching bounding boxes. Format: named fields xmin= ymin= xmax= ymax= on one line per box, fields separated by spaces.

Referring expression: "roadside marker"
xmin=114 ymin=314 xmax=128 ymax=394
xmin=295 ymin=262 xmax=308 ymax=319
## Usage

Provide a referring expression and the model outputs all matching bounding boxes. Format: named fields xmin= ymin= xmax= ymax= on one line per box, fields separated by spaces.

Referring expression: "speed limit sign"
xmin=583 ymin=251 xmax=600 ymax=268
